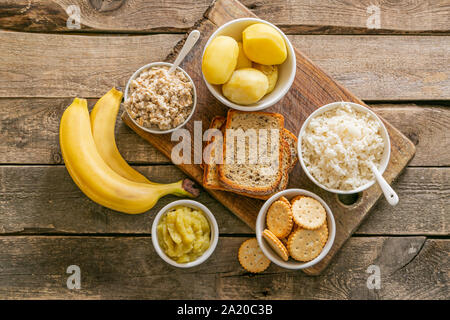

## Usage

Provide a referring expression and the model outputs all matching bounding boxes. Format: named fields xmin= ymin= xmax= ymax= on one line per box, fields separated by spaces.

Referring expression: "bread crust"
xmin=282 ymin=128 xmax=299 ymax=172
xmin=202 ymin=116 xmax=226 ymax=189
xmin=218 ymin=110 xmax=285 ymax=195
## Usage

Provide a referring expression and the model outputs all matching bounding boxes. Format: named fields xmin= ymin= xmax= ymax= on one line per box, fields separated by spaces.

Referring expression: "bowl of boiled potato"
xmin=201 ymin=18 xmax=296 ymax=111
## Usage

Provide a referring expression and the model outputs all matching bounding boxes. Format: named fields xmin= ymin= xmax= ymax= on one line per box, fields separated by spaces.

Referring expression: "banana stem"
xmin=156 ymin=179 xmax=200 ymax=199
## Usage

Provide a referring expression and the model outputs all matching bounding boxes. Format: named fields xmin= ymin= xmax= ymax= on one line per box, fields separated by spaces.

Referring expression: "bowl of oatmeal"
xmin=124 ymin=62 xmax=197 ymax=134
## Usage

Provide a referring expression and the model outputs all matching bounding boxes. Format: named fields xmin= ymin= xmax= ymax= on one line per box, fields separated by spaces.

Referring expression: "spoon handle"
xmin=168 ymin=30 xmax=201 ymax=74
xmin=370 ymin=162 xmax=399 ymax=206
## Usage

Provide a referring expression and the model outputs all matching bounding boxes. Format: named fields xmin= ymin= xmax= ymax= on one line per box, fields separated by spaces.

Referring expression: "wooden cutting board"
xmin=122 ymin=0 xmax=415 ymax=275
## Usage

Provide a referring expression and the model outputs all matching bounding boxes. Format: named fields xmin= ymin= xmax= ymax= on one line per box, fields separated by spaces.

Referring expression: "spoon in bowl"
xmin=369 ymin=162 xmax=399 ymax=206
xmin=168 ymin=30 xmax=201 ymax=74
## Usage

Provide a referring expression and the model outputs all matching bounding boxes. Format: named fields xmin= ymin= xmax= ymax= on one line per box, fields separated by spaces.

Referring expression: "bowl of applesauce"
xmin=151 ymin=200 xmax=219 ymax=268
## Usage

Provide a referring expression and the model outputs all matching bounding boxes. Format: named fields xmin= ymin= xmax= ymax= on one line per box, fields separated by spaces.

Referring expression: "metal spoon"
xmin=168 ymin=30 xmax=201 ymax=74
xmin=369 ymin=162 xmax=399 ymax=206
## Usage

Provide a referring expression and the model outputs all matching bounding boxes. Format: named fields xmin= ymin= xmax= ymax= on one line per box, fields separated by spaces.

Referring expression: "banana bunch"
xmin=59 ymin=88 xmax=199 ymax=214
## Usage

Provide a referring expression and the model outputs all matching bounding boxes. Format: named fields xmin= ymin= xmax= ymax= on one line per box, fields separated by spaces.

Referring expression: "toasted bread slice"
xmin=218 ymin=110 xmax=284 ymax=195
xmin=282 ymin=128 xmax=298 ymax=171
xmin=203 ymin=130 xmax=291 ymax=200
xmin=203 ymin=116 xmax=226 ymax=189
xmin=246 ymin=139 xmax=290 ymax=200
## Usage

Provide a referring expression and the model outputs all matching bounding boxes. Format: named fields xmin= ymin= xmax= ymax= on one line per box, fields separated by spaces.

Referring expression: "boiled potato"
xmin=222 ymin=68 xmax=269 ymax=105
xmin=242 ymin=23 xmax=287 ymax=65
xmin=253 ymin=63 xmax=278 ymax=94
xmin=235 ymin=42 xmax=252 ymax=69
xmin=202 ymin=36 xmax=239 ymax=84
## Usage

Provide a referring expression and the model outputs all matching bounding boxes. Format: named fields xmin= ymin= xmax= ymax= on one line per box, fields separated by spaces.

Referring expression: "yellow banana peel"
xmin=90 ymin=87 xmax=153 ymax=184
xmin=59 ymin=97 xmax=198 ymax=214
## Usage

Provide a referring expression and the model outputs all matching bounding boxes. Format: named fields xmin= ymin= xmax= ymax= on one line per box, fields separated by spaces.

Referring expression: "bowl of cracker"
xmin=255 ymin=189 xmax=335 ymax=270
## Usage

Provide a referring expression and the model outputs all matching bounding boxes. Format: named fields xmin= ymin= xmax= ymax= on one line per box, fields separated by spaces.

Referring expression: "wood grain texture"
xmin=0 ymin=166 xmax=447 ymax=236
xmin=0 ymin=236 xmax=447 ymax=299
xmin=0 ymin=30 xmax=182 ymax=98
xmin=123 ymin=0 xmax=416 ymax=275
xmin=0 ymin=0 xmax=209 ymax=33
xmin=0 ymin=165 xmax=248 ymax=235
xmin=1 ymin=0 xmax=449 ymax=34
xmin=237 ymin=0 xmax=450 ymax=34
xmin=371 ymin=105 xmax=450 ymax=167
xmin=0 ymin=97 xmax=169 ymax=164
xmin=288 ymin=35 xmax=450 ymax=101
xmin=1 ymin=99 xmax=447 ymax=165
xmin=0 ymin=30 xmax=448 ymax=100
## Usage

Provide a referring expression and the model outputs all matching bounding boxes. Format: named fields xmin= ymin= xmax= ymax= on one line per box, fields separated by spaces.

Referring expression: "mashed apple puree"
xmin=157 ymin=205 xmax=211 ymax=263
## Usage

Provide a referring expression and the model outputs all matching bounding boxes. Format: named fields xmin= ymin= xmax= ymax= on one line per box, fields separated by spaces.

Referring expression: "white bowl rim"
xmin=297 ymin=101 xmax=391 ymax=195
xmin=201 ymin=17 xmax=297 ymax=111
xmin=151 ymin=199 xmax=219 ymax=268
xmin=256 ymin=188 xmax=336 ymax=270
xmin=124 ymin=61 xmax=197 ymax=134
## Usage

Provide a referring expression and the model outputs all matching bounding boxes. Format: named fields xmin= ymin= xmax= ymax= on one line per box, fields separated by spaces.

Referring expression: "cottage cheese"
xmin=301 ymin=103 xmax=385 ymax=191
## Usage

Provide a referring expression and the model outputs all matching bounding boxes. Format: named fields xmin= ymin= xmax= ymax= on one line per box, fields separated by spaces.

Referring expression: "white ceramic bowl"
xmin=298 ymin=101 xmax=391 ymax=195
xmin=151 ymin=200 xmax=219 ymax=268
xmin=256 ymin=189 xmax=336 ymax=270
xmin=201 ymin=18 xmax=296 ymax=111
xmin=124 ymin=62 xmax=197 ymax=134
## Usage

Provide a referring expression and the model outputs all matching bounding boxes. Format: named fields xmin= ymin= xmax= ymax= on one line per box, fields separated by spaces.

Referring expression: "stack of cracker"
xmin=237 ymin=195 xmax=329 ymax=273
xmin=263 ymin=195 xmax=329 ymax=262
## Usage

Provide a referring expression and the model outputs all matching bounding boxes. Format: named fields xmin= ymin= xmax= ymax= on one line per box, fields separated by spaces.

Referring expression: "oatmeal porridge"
xmin=125 ymin=66 xmax=194 ymax=131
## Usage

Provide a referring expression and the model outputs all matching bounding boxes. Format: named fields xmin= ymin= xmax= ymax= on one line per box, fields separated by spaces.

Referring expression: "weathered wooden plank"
xmin=0 ymin=166 xmax=447 ymax=236
xmin=1 ymin=99 xmax=447 ymax=166
xmin=357 ymin=167 xmax=449 ymax=236
xmin=1 ymin=0 xmax=448 ymax=34
xmin=0 ymin=165 xmax=249 ymax=235
xmin=209 ymin=0 xmax=450 ymax=35
xmin=0 ymin=31 xmax=448 ymax=100
xmin=0 ymin=31 xmax=183 ymax=98
xmin=0 ymin=236 xmax=447 ymax=299
xmin=289 ymin=35 xmax=450 ymax=101
xmin=240 ymin=0 xmax=450 ymax=34
xmin=0 ymin=97 xmax=169 ymax=165
xmin=371 ymin=105 xmax=450 ymax=167
xmin=0 ymin=0 xmax=210 ymax=33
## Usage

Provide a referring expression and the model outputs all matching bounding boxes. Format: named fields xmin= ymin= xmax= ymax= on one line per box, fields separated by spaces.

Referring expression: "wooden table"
xmin=0 ymin=0 xmax=448 ymax=300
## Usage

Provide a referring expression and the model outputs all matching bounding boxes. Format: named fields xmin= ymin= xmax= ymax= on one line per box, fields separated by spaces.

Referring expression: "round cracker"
xmin=317 ymin=222 xmax=329 ymax=244
xmin=290 ymin=195 xmax=305 ymax=205
xmin=263 ymin=229 xmax=289 ymax=261
xmin=291 ymin=196 xmax=326 ymax=230
xmin=238 ymin=238 xmax=271 ymax=273
xmin=287 ymin=224 xmax=328 ymax=262
xmin=278 ymin=196 xmax=291 ymax=207
xmin=266 ymin=200 xmax=293 ymax=238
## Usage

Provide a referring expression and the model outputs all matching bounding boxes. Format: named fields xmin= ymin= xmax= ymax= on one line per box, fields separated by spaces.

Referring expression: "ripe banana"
xmin=90 ymin=87 xmax=152 ymax=184
xmin=60 ymin=98 xmax=199 ymax=214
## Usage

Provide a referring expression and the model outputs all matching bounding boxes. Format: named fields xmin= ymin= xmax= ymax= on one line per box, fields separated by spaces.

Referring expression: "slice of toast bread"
xmin=218 ymin=110 xmax=284 ymax=195
xmin=202 ymin=114 xmax=294 ymax=199
xmin=244 ymin=138 xmax=291 ymax=200
xmin=282 ymin=128 xmax=299 ymax=172
xmin=203 ymin=116 xmax=226 ymax=189
xmin=203 ymin=132 xmax=291 ymax=200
